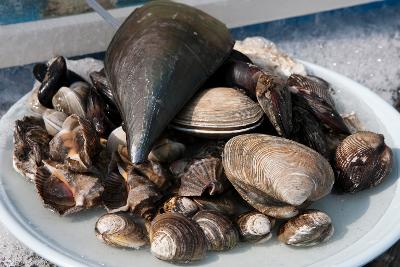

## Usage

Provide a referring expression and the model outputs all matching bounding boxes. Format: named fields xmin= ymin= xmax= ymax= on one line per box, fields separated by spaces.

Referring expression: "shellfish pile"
xmin=12 ymin=1 xmax=393 ymax=264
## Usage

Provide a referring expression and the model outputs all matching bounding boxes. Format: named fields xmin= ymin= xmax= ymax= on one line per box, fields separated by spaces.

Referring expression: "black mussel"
xmin=288 ymin=74 xmax=350 ymax=134
xmin=89 ymin=69 xmax=114 ymax=105
xmin=33 ymin=63 xmax=47 ymax=82
xmin=86 ymin=88 xmax=116 ymax=137
xmin=230 ymin=49 xmax=253 ymax=63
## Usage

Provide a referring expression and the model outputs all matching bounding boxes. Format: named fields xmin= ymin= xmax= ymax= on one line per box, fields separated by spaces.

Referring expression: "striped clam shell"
xmin=223 ymin=134 xmax=334 ymax=219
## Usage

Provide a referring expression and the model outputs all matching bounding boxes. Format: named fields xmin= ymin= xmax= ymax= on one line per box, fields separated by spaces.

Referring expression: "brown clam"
xmin=171 ymin=87 xmax=263 ymax=138
xmin=150 ymin=213 xmax=207 ymax=262
xmin=236 ymin=211 xmax=274 ymax=243
xmin=335 ymin=131 xmax=393 ymax=193
xmin=277 ymin=209 xmax=334 ymax=247
xmin=49 ymin=114 xmax=100 ymax=172
xmin=148 ymin=138 xmax=186 ymax=163
xmin=13 ymin=116 xmax=52 ymax=181
xmin=192 ymin=210 xmax=239 ymax=251
xmin=35 ymin=160 xmax=103 ymax=215
xmin=178 ymin=157 xmax=227 ymax=197
xmin=95 ymin=213 xmax=148 ymax=249
xmin=162 ymin=196 xmax=199 ymax=217
xmin=192 ymin=196 xmax=238 ymax=217
xmin=223 ymin=134 xmax=334 ymax=218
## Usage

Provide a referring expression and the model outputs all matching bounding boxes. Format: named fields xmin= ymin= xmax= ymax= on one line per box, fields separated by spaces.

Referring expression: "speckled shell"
xmin=105 ymin=1 xmax=233 ymax=163
xmin=42 ymin=109 xmax=67 ymax=136
xmin=335 ymin=131 xmax=393 ymax=193
xmin=192 ymin=210 xmax=239 ymax=251
xmin=277 ymin=209 xmax=334 ymax=247
xmin=171 ymin=87 xmax=263 ymax=138
xmin=34 ymin=160 xmax=103 ymax=215
xmin=223 ymin=134 xmax=334 ymax=219
xmin=236 ymin=211 xmax=274 ymax=243
xmin=150 ymin=213 xmax=207 ymax=262
xmin=52 ymin=85 xmax=89 ymax=118
xmin=178 ymin=157 xmax=226 ymax=197
xmin=162 ymin=196 xmax=199 ymax=217
xmin=95 ymin=213 xmax=148 ymax=249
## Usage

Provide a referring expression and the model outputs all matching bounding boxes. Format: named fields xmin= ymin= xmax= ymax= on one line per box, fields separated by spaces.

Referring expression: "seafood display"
xmin=10 ymin=0 xmax=395 ymax=264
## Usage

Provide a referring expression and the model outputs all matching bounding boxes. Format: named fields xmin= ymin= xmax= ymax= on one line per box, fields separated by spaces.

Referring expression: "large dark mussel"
xmin=104 ymin=1 xmax=234 ymax=163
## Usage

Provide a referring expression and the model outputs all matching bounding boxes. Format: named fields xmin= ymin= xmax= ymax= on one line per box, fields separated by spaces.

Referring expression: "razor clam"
xmin=288 ymin=74 xmax=350 ymax=134
xmin=35 ymin=160 xmax=103 ymax=215
xmin=171 ymin=87 xmax=263 ymax=138
xmin=148 ymin=138 xmax=185 ymax=163
xmin=13 ymin=116 xmax=52 ymax=181
xmin=236 ymin=211 xmax=274 ymax=243
xmin=162 ymin=196 xmax=199 ymax=217
xmin=193 ymin=210 xmax=239 ymax=251
xmin=223 ymin=134 xmax=334 ymax=218
xmin=95 ymin=213 xmax=148 ymax=249
xmin=104 ymin=1 xmax=233 ymax=163
xmin=52 ymin=84 xmax=89 ymax=118
xmin=335 ymin=131 xmax=393 ymax=193
xmin=178 ymin=156 xmax=227 ymax=197
xmin=42 ymin=109 xmax=67 ymax=136
xmin=277 ymin=209 xmax=334 ymax=247
xmin=49 ymin=114 xmax=100 ymax=172
xmin=150 ymin=213 xmax=207 ymax=262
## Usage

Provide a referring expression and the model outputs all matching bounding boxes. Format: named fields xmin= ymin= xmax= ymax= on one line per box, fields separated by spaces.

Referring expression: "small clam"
xmin=49 ymin=114 xmax=100 ymax=172
xmin=35 ymin=160 xmax=103 ymax=215
xmin=192 ymin=210 xmax=239 ymax=251
xmin=236 ymin=211 xmax=274 ymax=243
xmin=13 ymin=116 xmax=52 ymax=181
xmin=102 ymin=168 xmax=162 ymax=220
xmin=162 ymin=196 xmax=198 ymax=217
xmin=42 ymin=109 xmax=68 ymax=136
xmin=288 ymin=74 xmax=350 ymax=134
xmin=150 ymin=213 xmax=207 ymax=262
xmin=277 ymin=209 xmax=334 ymax=247
xmin=178 ymin=157 xmax=226 ymax=197
xmin=148 ymin=138 xmax=185 ymax=163
xmin=107 ymin=126 xmax=126 ymax=154
xmin=171 ymin=87 xmax=263 ymax=138
xmin=223 ymin=134 xmax=334 ymax=218
xmin=52 ymin=85 xmax=89 ymax=118
xmin=335 ymin=131 xmax=393 ymax=193
xmin=95 ymin=213 xmax=148 ymax=249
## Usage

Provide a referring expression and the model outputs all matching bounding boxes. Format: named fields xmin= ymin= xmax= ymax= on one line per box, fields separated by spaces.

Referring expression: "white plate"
xmin=0 ymin=61 xmax=399 ymax=267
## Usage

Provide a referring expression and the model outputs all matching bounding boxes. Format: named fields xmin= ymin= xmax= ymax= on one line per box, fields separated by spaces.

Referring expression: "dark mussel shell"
xmin=86 ymin=88 xmax=116 ymax=137
xmin=104 ymin=1 xmax=233 ymax=163
xmin=288 ymin=74 xmax=350 ymax=134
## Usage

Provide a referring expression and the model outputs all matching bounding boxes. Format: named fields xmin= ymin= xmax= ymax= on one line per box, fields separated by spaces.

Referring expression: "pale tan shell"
xmin=223 ymin=134 xmax=334 ymax=219
xmin=171 ymin=87 xmax=263 ymax=138
xmin=42 ymin=109 xmax=67 ymax=136
xmin=335 ymin=131 xmax=393 ymax=193
xmin=52 ymin=85 xmax=89 ymax=117
xmin=236 ymin=211 xmax=274 ymax=243
xmin=106 ymin=126 xmax=126 ymax=154
xmin=192 ymin=210 xmax=239 ymax=251
xmin=150 ymin=213 xmax=207 ymax=262
xmin=95 ymin=213 xmax=148 ymax=249
xmin=277 ymin=209 xmax=334 ymax=247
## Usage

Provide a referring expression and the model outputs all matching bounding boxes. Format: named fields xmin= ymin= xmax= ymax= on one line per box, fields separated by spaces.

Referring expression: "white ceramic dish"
xmin=0 ymin=61 xmax=399 ymax=267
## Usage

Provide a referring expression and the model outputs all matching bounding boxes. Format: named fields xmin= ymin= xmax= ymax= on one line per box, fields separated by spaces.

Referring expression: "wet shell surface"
xmin=178 ymin=157 xmax=226 ymax=197
xmin=277 ymin=209 xmax=334 ymax=247
xmin=95 ymin=213 xmax=148 ymax=249
xmin=171 ymin=87 xmax=263 ymax=138
xmin=192 ymin=210 xmax=239 ymax=251
xmin=52 ymin=85 xmax=89 ymax=118
xmin=107 ymin=126 xmax=126 ymax=154
xmin=162 ymin=196 xmax=199 ymax=217
xmin=148 ymin=138 xmax=186 ymax=163
xmin=42 ymin=109 xmax=68 ymax=136
xmin=236 ymin=211 xmax=274 ymax=243
xmin=223 ymin=134 xmax=334 ymax=218
xmin=335 ymin=131 xmax=393 ymax=193
xmin=150 ymin=213 xmax=207 ymax=262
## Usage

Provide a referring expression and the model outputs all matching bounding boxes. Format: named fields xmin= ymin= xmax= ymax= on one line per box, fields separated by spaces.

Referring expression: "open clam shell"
xmin=171 ymin=87 xmax=263 ymax=138
xmin=223 ymin=134 xmax=334 ymax=219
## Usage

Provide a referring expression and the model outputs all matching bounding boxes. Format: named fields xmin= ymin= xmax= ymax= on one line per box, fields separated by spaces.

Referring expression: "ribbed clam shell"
xmin=236 ymin=211 xmax=274 ymax=243
xmin=95 ymin=213 xmax=148 ymax=249
xmin=278 ymin=209 xmax=334 ymax=247
xmin=193 ymin=210 xmax=239 ymax=251
xmin=52 ymin=86 xmax=88 ymax=117
xmin=163 ymin=196 xmax=199 ymax=217
xmin=172 ymin=87 xmax=263 ymax=138
xmin=223 ymin=134 xmax=334 ymax=218
xmin=150 ymin=213 xmax=207 ymax=262
xmin=35 ymin=160 xmax=103 ymax=215
xmin=148 ymin=139 xmax=185 ymax=163
xmin=178 ymin=157 xmax=226 ymax=197
xmin=13 ymin=116 xmax=51 ymax=182
xmin=335 ymin=131 xmax=393 ymax=193
xmin=42 ymin=109 xmax=67 ymax=136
